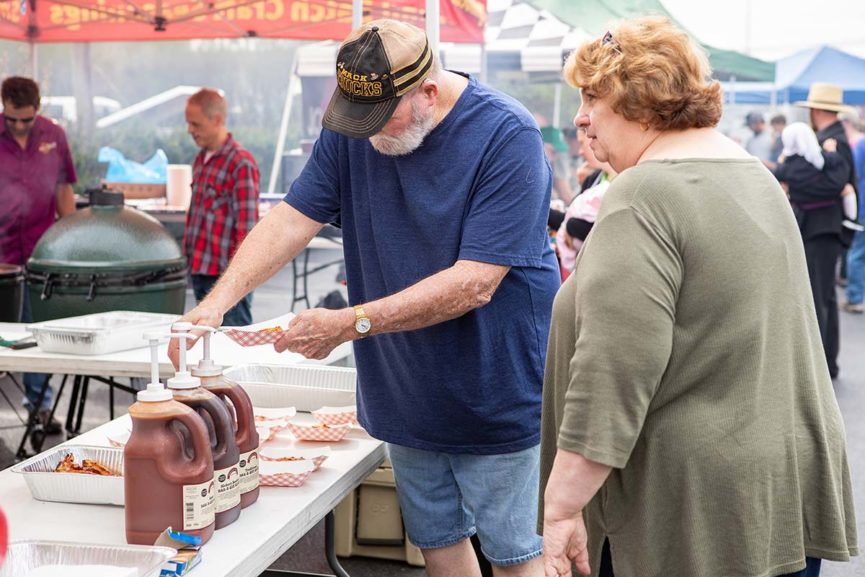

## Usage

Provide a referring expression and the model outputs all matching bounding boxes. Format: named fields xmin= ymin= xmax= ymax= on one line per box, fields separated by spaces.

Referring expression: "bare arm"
xmin=543 ymin=449 xmax=612 ymax=577
xmin=55 ymin=183 xmax=75 ymax=217
xmin=168 ymin=202 xmax=323 ymax=366
xmin=276 ymin=259 xmax=510 ymax=359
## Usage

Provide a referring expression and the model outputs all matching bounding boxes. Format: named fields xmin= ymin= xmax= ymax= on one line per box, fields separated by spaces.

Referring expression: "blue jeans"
xmin=21 ymin=290 xmax=53 ymax=411
xmin=387 ymin=443 xmax=543 ymax=567
xmin=191 ymin=274 xmax=253 ymax=327
xmin=846 ymin=230 xmax=865 ymax=304
xmin=599 ymin=539 xmax=822 ymax=576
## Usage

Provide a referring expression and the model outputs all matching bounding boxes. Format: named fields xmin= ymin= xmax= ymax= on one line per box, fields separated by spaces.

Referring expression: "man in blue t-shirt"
xmin=171 ymin=19 xmax=559 ymax=576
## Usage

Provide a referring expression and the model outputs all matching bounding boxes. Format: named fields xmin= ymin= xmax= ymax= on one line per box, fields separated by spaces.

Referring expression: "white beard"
xmin=370 ymin=99 xmax=435 ymax=156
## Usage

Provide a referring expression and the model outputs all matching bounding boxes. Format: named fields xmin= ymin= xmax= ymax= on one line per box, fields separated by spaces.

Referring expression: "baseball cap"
xmin=322 ymin=20 xmax=433 ymax=139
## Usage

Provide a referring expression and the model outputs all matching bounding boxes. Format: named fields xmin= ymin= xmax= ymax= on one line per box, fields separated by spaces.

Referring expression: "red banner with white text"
xmin=0 ymin=0 xmax=486 ymax=43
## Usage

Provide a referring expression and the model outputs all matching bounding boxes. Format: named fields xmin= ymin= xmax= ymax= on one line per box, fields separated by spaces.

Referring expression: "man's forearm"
xmin=361 ymin=260 xmax=509 ymax=336
xmin=202 ymin=202 xmax=323 ymax=313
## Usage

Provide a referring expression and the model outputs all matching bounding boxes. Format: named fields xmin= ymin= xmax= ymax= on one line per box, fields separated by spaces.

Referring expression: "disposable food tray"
xmin=26 ymin=311 xmax=178 ymax=355
xmin=1 ymin=540 xmax=175 ymax=577
xmin=224 ymin=363 xmax=356 ymax=412
xmin=12 ymin=445 xmax=125 ymax=505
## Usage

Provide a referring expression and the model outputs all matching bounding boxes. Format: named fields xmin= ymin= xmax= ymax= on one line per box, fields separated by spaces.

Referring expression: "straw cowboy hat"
xmin=794 ymin=82 xmax=852 ymax=113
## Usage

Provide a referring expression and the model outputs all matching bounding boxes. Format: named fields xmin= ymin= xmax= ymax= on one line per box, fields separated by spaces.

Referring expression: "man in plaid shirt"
xmin=183 ymin=88 xmax=260 ymax=326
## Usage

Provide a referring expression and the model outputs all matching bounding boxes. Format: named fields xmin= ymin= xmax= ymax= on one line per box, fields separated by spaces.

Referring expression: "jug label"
xmin=238 ymin=448 xmax=260 ymax=494
xmin=183 ymin=479 xmax=216 ymax=531
xmin=215 ymin=462 xmax=242 ymax=513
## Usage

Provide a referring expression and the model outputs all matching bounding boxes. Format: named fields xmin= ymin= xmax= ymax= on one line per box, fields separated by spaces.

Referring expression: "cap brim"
xmin=322 ymin=88 xmax=401 ymax=139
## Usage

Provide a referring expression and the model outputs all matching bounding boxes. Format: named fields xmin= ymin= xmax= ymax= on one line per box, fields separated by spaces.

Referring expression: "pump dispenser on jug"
xmin=124 ymin=333 xmax=215 ymax=546
xmin=186 ymin=323 xmax=260 ymax=508
xmin=167 ymin=323 xmax=242 ymax=528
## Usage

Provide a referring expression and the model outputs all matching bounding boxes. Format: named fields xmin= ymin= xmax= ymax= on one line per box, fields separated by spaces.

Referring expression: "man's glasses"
xmin=4 ymin=115 xmax=35 ymax=125
xmin=602 ymin=31 xmax=622 ymax=54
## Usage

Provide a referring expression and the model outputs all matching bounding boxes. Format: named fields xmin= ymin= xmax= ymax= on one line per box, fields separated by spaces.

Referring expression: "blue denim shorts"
xmin=387 ymin=443 xmax=543 ymax=567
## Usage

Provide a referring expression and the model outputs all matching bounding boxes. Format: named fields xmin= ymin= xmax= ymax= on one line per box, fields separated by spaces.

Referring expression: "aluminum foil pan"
xmin=0 ymin=540 xmax=176 ymax=577
xmin=11 ymin=445 xmax=124 ymax=506
xmin=224 ymin=363 xmax=357 ymax=411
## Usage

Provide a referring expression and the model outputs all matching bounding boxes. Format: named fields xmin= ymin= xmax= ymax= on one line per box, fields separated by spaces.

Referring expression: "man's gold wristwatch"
xmin=353 ymin=305 xmax=371 ymax=337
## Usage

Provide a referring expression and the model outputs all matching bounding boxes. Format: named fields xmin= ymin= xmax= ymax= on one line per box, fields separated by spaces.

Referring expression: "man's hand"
xmin=275 ymin=307 xmax=355 ymax=360
xmin=823 ymin=138 xmax=838 ymax=153
xmin=168 ymin=304 xmax=225 ymax=369
xmin=543 ymin=509 xmax=589 ymax=577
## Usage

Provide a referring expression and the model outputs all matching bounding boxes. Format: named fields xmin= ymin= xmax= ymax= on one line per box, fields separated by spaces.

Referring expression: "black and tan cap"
xmin=322 ymin=19 xmax=433 ymax=139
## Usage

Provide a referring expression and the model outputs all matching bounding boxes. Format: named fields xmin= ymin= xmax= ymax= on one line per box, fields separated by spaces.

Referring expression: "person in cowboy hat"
xmin=792 ymin=82 xmax=859 ymax=379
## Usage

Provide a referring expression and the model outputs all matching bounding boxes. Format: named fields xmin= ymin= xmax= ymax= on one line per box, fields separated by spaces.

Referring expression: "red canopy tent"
xmin=0 ymin=0 xmax=485 ymax=43
xmin=0 ymin=0 xmax=486 ymax=193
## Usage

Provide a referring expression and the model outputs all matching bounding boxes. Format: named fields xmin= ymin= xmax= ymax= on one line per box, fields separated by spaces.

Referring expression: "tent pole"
xmin=267 ymin=49 xmax=300 ymax=197
xmin=426 ymin=0 xmax=440 ymax=56
xmin=553 ymin=82 xmax=562 ymax=128
xmin=29 ymin=42 xmax=38 ymax=78
xmin=352 ymin=0 xmax=362 ymax=28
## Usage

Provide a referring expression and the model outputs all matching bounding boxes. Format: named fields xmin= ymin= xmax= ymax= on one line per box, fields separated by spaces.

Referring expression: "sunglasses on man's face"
xmin=4 ymin=115 xmax=35 ymax=125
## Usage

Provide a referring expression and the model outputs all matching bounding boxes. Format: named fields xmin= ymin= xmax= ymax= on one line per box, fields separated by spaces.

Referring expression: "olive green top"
xmin=540 ymin=159 xmax=858 ymax=577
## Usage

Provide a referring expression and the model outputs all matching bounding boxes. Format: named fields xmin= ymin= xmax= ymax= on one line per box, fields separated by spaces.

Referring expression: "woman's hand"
xmin=543 ymin=509 xmax=590 ymax=577
xmin=542 ymin=449 xmax=613 ymax=577
xmin=823 ymin=138 xmax=838 ymax=152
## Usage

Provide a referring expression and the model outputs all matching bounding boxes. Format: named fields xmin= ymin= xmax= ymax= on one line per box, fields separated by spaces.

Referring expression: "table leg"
xmin=324 ymin=511 xmax=350 ymax=577
xmin=73 ymin=376 xmax=90 ymax=434
xmin=14 ymin=374 xmax=51 ymax=459
xmin=258 ymin=511 xmax=350 ymax=577
xmin=65 ymin=375 xmax=82 ymax=437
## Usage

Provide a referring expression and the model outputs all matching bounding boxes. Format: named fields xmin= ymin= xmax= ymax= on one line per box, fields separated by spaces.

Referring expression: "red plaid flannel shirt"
xmin=184 ymin=134 xmax=260 ymax=275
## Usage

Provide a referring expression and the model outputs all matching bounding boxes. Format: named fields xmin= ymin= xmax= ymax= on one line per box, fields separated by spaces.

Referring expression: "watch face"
xmin=355 ymin=318 xmax=371 ymax=334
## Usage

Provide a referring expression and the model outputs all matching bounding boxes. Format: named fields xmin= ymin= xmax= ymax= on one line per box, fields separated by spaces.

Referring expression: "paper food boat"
xmin=259 ymin=458 xmax=316 ymax=487
xmin=254 ymin=406 xmax=296 ymax=443
xmin=222 ymin=323 xmax=284 ymax=347
xmin=259 ymin=446 xmax=331 ymax=471
xmin=284 ymin=422 xmax=352 ymax=442
xmin=311 ymin=405 xmax=358 ymax=427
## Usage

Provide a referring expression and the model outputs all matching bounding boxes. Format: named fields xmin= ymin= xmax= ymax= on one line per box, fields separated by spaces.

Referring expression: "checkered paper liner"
xmin=311 ymin=406 xmax=358 ymax=427
xmin=257 ymin=426 xmax=280 ymax=444
xmin=260 ymin=455 xmax=328 ymax=473
xmin=259 ymin=458 xmax=315 ymax=487
xmin=222 ymin=327 xmax=284 ymax=347
xmin=285 ymin=422 xmax=352 ymax=442
xmin=259 ymin=469 xmax=313 ymax=487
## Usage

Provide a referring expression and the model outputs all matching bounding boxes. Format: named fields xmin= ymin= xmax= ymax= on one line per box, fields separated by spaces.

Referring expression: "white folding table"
xmin=1 ymin=413 xmax=384 ymax=577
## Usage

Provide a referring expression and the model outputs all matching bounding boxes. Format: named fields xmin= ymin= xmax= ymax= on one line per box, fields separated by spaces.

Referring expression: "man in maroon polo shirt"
xmin=1 ymin=76 xmax=76 ymax=432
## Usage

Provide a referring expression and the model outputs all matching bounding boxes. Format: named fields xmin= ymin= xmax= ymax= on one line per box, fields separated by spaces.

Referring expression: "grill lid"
xmin=28 ymin=188 xmax=185 ymax=274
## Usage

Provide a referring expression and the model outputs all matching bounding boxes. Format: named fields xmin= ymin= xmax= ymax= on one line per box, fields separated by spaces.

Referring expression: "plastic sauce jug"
xmin=188 ymin=324 xmax=261 ymax=508
xmin=169 ymin=326 xmax=241 ymax=529
xmin=125 ymin=334 xmax=215 ymax=546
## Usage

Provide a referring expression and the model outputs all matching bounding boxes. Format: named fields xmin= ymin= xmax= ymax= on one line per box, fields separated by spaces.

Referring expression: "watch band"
xmin=354 ymin=305 xmax=367 ymax=322
xmin=354 ymin=305 xmax=371 ymax=337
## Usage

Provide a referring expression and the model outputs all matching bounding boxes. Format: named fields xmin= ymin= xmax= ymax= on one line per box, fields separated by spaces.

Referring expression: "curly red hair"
xmin=564 ymin=17 xmax=722 ymax=131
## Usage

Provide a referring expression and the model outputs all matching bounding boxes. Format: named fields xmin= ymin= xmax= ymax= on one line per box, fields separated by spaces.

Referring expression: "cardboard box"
xmin=334 ymin=464 xmax=425 ymax=567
